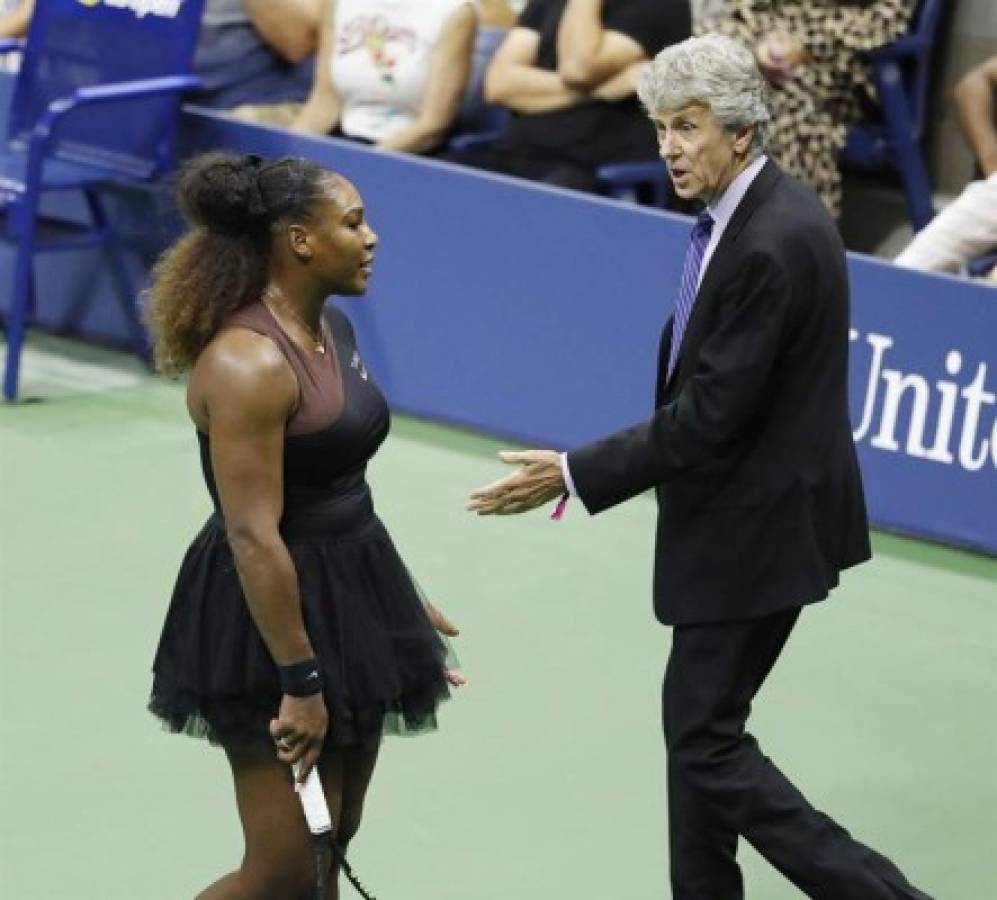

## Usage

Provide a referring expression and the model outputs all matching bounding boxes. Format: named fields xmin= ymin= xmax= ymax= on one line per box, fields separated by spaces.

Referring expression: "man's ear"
xmin=733 ymin=124 xmax=755 ymax=157
xmin=287 ymin=223 xmax=313 ymax=262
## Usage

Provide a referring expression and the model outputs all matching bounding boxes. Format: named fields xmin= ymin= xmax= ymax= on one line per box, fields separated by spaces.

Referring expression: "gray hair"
xmin=637 ymin=34 xmax=771 ymax=154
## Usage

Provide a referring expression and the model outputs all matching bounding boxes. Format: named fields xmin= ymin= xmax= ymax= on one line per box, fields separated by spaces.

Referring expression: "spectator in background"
xmin=701 ymin=0 xmax=916 ymax=220
xmin=193 ymin=0 xmax=320 ymax=123
xmin=444 ymin=0 xmax=692 ymax=194
xmin=290 ymin=0 xmax=477 ymax=155
xmin=896 ymin=55 xmax=997 ymax=283
xmin=0 ymin=0 xmax=32 ymax=38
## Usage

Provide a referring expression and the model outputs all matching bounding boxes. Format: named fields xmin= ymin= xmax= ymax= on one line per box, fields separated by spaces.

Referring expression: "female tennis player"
xmin=146 ymin=152 xmax=465 ymax=899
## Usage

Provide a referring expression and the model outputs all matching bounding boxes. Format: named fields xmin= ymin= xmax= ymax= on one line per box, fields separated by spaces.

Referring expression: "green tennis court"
xmin=2 ymin=335 xmax=995 ymax=899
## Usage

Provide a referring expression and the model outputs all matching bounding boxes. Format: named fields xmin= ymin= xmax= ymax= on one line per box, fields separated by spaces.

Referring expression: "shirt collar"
xmin=706 ymin=154 xmax=768 ymax=229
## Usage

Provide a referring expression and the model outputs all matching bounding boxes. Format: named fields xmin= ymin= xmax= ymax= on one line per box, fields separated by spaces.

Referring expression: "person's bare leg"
xmin=197 ymin=747 xmax=344 ymax=900
xmin=324 ymin=741 xmax=380 ymax=899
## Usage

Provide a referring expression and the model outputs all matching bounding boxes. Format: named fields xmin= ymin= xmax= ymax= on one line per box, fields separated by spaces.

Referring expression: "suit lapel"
xmin=655 ymin=317 xmax=675 ymax=405
xmin=662 ymin=161 xmax=783 ymax=398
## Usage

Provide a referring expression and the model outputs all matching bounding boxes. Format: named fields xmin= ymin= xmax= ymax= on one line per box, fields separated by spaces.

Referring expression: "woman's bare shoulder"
xmin=187 ymin=327 xmax=297 ymax=431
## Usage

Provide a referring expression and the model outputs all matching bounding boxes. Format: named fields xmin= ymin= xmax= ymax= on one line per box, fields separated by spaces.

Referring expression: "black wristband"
xmin=278 ymin=658 xmax=324 ymax=697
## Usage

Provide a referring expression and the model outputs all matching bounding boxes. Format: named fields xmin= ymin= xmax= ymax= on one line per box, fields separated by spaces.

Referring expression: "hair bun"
xmin=178 ymin=152 xmax=271 ymax=237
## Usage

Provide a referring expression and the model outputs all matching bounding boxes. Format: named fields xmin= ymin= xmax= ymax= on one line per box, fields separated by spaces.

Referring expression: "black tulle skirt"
xmin=148 ymin=484 xmax=451 ymax=752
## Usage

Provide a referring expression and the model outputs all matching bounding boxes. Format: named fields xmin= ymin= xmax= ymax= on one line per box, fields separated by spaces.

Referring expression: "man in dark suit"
xmin=469 ymin=33 xmax=933 ymax=900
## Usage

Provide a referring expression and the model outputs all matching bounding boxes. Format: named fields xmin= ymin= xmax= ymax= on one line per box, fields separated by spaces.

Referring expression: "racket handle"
xmin=293 ymin=762 xmax=332 ymax=836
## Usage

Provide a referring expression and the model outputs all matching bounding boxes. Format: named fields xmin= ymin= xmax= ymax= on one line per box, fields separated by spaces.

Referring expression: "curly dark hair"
xmin=145 ymin=152 xmax=332 ymax=374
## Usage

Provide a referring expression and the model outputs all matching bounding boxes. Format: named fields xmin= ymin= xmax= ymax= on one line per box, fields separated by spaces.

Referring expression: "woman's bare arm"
xmin=954 ymin=56 xmax=997 ymax=177
xmin=196 ymin=330 xmax=313 ymax=666
xmin=290 ymin=0 xmax=343 ymax=135
xmin=485 ymin=27 xmax=588 ymax=113
xmin=244 ymin=0 xmax=322 ymax=64
xmin=556 ymin=0 xmax=648 ymax=90
xmin=378 ymin=4 xmax=477 ymax=153
xmin=0 ymin=0 xmax=32 ymax=39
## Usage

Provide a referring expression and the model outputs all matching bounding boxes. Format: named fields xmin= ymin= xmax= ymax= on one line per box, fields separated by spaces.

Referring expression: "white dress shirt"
xmin=559 ymin=155 xmax=770 ymax=502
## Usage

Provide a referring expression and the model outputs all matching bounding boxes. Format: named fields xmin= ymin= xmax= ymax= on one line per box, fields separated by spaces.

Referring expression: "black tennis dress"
xmin=149 ymin=302 xmax=450 ymax=751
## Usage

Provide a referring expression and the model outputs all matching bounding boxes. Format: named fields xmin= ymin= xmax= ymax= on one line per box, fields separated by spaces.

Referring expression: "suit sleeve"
xmin=567 ymin=252 xmax=794 ymax=515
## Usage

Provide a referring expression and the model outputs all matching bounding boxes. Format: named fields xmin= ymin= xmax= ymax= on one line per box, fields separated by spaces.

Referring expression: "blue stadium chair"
xmin=967 ymin=251 xmax=997 ymax=279
xmin=0 ymin=0 xmax=203 ymax=401
xmin=841 ymin=0 xmax=946 ymax=231
xmin=452 ymin=25 xmax=510 ymax=145
xmin=597 ymin=159 xmax=670 ymax=206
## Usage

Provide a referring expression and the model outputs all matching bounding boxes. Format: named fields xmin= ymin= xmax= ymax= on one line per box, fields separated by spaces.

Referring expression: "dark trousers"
xmin=663 ymin=608 xmax=933 ymax=900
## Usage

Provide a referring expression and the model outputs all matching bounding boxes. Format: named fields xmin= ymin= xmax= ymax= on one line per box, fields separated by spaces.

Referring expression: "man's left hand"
xmin=468 ymin=450 xmax=565 ymax=515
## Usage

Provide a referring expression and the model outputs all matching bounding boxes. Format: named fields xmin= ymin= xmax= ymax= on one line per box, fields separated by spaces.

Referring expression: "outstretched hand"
xmin=467 ymin=450 xmax=565 ymax=516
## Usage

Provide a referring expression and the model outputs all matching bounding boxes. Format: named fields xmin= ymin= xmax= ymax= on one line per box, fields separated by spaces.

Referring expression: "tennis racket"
xmin=293 ymin=762 xmax=379 ymax=900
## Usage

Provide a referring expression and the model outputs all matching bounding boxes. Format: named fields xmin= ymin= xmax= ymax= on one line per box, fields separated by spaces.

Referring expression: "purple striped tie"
xmin=666 ymin=211 xmax=714 ymax=381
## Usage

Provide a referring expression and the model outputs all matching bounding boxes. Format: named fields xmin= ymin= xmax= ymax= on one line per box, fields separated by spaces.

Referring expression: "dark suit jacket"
xmin=567 ymin=160 xmax=871 ymax=625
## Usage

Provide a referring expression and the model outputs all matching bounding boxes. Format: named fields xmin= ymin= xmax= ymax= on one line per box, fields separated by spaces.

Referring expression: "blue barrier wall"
xmin=846 ymin=264 xmax=996 ymax=553
xmin=4 ymin=105 xmax=995 ymax=555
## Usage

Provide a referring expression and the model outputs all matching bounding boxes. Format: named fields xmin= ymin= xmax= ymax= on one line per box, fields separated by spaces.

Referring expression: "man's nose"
xmin=658 ymin=132 xmax=678 ymax=160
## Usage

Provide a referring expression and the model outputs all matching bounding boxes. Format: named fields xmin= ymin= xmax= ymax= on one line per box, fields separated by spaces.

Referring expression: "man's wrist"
xmin=559 ymin=453 xmax=576 ymax=497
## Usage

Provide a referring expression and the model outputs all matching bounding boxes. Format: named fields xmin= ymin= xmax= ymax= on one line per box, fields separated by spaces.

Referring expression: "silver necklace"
xmin=263 ymin=291 xmax=326 ymax=354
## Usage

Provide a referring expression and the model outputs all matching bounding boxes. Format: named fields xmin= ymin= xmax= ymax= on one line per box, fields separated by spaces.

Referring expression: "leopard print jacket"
xmin=700 ymin=0 xmax=917 ymax=218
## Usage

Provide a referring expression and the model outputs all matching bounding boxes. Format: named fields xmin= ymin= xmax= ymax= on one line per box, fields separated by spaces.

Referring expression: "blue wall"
xmin=845 ymin=264 xmax=996 ymax=553
xmin=5 ymin=106 xmax=996 ymax=555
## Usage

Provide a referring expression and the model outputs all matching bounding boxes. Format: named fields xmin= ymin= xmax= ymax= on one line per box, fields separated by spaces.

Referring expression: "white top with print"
xmin=333 ymin=0 xmax=472 ymax=142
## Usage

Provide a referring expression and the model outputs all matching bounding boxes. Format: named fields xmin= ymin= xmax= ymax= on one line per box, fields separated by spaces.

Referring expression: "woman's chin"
xmin=338 ymin=277 xmax=369 ymax=297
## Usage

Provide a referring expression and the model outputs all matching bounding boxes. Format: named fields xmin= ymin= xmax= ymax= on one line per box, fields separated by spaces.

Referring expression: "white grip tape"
xmin=293 ymin=763 xmax=332 ymax=835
